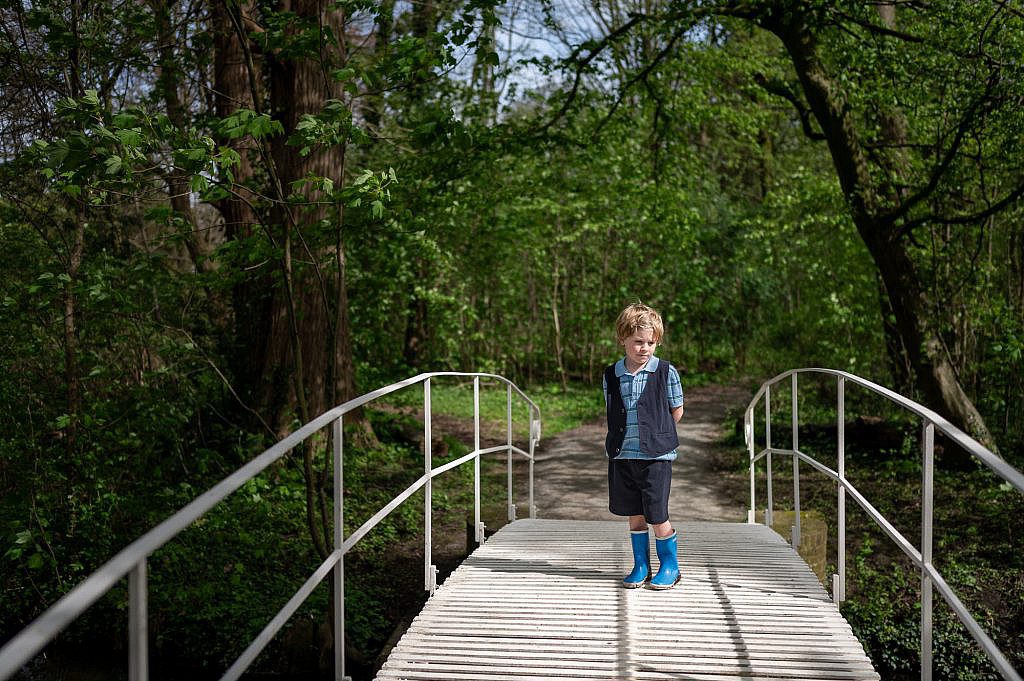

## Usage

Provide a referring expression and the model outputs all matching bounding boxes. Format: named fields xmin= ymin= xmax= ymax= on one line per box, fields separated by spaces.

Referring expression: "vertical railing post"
xmin=529 ymin=408 xmax=537 ymax=519
xmin=507 ymin=383 xmax=515 ymax=521
xmin=792 ymin=373 xmax=801 ymax=549
xmin=424 ymin=380 xmax=436 ymax=592
xmin=921 ymin=421 xmax=935 ymax=681
xmin=473 ymin=376 xmax=483 ymax=544
xmin=765 ymin=384 xmax=773 ymax=527
xmin=835 ymin=375 xmax=846 ymax=603
xmin=747 ymin=408 xmax=756 ymax=524
xmin=332 ymin=415 xmax=349 ymax=680
xmin=129 ymin=560 xmax=147 ymax=681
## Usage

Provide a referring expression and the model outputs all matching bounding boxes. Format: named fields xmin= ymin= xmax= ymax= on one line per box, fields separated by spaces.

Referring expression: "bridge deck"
xmin=375 ymin=519 xmax=878 ymax=681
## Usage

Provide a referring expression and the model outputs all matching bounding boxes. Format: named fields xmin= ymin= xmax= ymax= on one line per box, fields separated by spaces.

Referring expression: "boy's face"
xmin=621 ymin=328 xmax=657 ymax=371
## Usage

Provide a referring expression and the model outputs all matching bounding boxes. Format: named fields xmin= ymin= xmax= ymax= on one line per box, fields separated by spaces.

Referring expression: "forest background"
xmin=1 ymin=0 xmax=1023 ymax=679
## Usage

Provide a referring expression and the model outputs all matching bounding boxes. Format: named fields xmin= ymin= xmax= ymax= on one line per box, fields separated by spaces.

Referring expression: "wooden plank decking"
xmin=375 ymin=519 xmax=878 ymax=681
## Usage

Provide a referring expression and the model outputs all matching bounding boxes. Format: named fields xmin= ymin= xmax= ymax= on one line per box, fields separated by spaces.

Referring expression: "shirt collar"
xmin=615 ymin=355 xmax=659 ymax=377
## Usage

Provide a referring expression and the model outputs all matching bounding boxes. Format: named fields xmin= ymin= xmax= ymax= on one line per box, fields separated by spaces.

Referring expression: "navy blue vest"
xmin=604 ymin=360 xmax=680 ymax=458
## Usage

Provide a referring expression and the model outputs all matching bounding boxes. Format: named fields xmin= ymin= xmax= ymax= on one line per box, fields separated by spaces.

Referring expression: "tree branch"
xmin=536 ymin=12 xmax=649 ymax=134
xmin=531 ymin=2 xmax=762 ymax=140
xmin=830 ymin=7 xmax=926 ymax=42
xmin=593 ymin=25 xmax=688 ymax=139
xmin=883 ymin=76 xmax=998 ymax=230
xmin=753 ymin=73 xmax=826 ymax=141
xmin=897 ymin=181 xmax=1024 ymax=236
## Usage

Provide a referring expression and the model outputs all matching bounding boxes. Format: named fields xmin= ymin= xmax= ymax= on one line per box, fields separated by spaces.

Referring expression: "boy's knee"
xmin=651 ymin=520 xmax=673 ymax=538
xmin=628 ymin=515 xmax=648 ymax=532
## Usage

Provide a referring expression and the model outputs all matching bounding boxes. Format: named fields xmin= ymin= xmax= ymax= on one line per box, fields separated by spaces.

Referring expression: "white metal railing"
xmin=744 ymin=368 xmax=1023 ymax=681
xmin=0 ymin=372 xmax=541 ymax=681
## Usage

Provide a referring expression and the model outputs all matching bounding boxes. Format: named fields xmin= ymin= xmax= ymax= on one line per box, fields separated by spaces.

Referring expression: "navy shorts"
xmin=608 ymin=459 xmax=672 ymax=524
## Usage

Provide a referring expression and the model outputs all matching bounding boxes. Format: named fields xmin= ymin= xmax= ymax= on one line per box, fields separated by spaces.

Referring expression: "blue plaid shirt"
xmin=603 ymin=356 xmax=684 ymax=460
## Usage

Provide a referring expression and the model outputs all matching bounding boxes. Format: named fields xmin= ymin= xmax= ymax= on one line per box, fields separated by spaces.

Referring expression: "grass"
xmin=382 ymin=378 xmax=605 ymax=439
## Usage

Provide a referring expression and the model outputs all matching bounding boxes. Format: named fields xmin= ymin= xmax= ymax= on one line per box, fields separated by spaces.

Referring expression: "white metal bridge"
xmin=1 ymin=369 xmax=1021 ymax=681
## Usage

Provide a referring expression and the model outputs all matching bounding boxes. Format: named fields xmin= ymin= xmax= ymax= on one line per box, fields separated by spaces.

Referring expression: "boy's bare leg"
xmin=651 ymin=520 xmax=673 ymax=538
xmin=630 ymin=516 xmax=674 ymax=537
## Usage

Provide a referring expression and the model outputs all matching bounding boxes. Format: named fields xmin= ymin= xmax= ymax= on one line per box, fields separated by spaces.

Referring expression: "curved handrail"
xmin=0 ymin=371 xmax=541 ymax=681
xmin=744 ymin=368 xmax=1023 ymax=493
xmin=744 ymin=368 xmax=1022 ymax=681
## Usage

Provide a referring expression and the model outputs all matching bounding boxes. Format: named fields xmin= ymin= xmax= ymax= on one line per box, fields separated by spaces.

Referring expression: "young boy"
xmin=604 ymin=303 xmax=684 ymax=589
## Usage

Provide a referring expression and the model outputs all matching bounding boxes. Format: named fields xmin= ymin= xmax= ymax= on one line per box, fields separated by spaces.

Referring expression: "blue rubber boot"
xmin=650 ymin=531 xmax=680 ymax=590
xmin=622 ymin=530 xmax=650 ymax=588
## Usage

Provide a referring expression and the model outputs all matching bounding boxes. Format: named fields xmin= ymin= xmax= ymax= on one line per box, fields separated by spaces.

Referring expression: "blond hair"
xmin=614 ymin=303 xmax=664 ymax=343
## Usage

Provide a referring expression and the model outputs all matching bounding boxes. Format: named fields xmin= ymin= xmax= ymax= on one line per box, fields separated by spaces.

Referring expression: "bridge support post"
xmin=507 ymin=384 xmax=515 ymax=522
xmin=747 ymin=409 xmax=756 ymax=524
xmin=129 ymin=560 xmax=148 ymax=681
xmin=529 ymin=410 xmax=538 ymax=519
xmin=765 ymin=385 xmax=774 ymax=528
xmin=792 ymin=373 xmax=801 ymax=549
xmin=332 ymin=416 xmax=351 ymax=680
xmin=474 ymin=377 xmax=483 ymax=544
xmin=835 ymin=376 xmax=846 ymax=604
xmin=921 ymin=421 xmax=934 ymax=680
xmin=424 ymin=380 xmax=436 ymax=587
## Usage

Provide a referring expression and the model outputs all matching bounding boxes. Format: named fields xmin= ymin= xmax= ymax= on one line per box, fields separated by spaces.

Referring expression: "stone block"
xmin=766 ymin=509 xmax=828 ymax=585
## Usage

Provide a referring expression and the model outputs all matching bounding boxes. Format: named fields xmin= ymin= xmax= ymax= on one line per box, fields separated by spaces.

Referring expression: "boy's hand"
xmin=671 ymin=405 xmax=684 ymax=423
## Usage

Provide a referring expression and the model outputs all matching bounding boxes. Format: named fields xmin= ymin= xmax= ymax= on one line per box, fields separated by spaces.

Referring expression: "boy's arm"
xmin=667 ymin=364 xmax=684 ymax=423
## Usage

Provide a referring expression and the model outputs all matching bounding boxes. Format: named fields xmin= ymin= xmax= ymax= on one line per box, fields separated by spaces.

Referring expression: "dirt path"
xmin=532 ymin=383 xmax=752 ymax=524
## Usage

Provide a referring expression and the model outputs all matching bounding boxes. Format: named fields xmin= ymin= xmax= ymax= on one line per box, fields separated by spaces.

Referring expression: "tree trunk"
xmin=263 ymin=0 xmax=351 ymax=428
xmin=403 ymin=294 xmax=428 ymax=370
xmin=211 ymin=0 xmax=272 ymax=417
xmin=551 ymin=261 xmax=568 ymax=392
xmin=154 ymin=0 xmax=215 ymax=275
xmin=765 ymin=7 xmax=997 ymax=454
xmin=877 ymin=273 xmax=912 ymax=393
xmin=361 ymin=0 xmax=394 ymax=132
xmin=62 ymin=206 xmax=85 ymax=456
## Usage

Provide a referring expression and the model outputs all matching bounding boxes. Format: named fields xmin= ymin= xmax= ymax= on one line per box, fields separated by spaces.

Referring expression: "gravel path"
xmin=532 ymin=383 xmax=752 ymax=524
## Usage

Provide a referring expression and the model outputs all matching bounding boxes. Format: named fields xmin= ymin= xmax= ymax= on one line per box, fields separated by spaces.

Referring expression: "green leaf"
xmin=104 ymin=155 xmax=122 ymax=175
xmin=115 ymin=128 xmax=143 ymax=148
xmin=332 ymin=67 xmax=356 ymax=82
xmin=200 ymin=184 xmax=230 ymax=202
